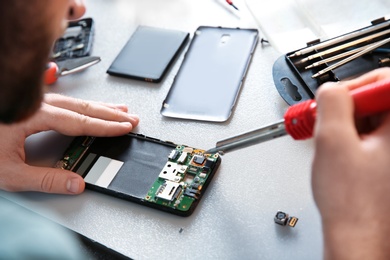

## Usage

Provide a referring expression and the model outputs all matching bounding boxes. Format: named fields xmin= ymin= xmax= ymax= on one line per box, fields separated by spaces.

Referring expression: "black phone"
xmin=51 ymin=17 xmax=95 ymax=61
xmin=55 ymin=133 xmax=221 ymax=217
xmin=161 ymin=26 xmax=259 ymax=122
xmin=107 ymin=26 xmax=189 ymax=83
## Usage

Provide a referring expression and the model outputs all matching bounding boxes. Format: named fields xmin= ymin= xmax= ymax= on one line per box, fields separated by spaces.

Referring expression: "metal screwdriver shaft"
xmin=312 ymin=37 xmax=390 ymax=78
xmin=305 ymin=45 xmax=367 ymax=69
xmin=288 ymin=20 xmax=390 ymax=58
xmin=206 ymin=120 xmax=286 ymax=154
xmin=296 ymin=28 xmax=390 ymax=64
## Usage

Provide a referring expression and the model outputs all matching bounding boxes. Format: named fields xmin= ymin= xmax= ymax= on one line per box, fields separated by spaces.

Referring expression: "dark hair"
xmin=0 ymin=1 xmax=52 ymax=123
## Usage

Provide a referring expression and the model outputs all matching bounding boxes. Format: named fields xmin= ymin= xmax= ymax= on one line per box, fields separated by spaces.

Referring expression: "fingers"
xmin=331 ymin=67 xmax=390 ymax=135
xmin=35 ymin=167 xmax=85 ymax=194
xmin=0 ymin=164 xmax=85 ymax=195
xmin=342 ymin=67 xmax=390 ymax=90
xmin=314 ymin=82 xmax=359 ymax=149
xmin=0 ymin=93 xmax=140 ymax=195
xmin=28 ymin=103 xmax=137 ymax=137
xmin=44 ymin=94 xmax=138 ymax=125
xmin=311 ymin=83 xmax=360 ymax=205
xmin=23 ymin=94 xmax=140 ymax=136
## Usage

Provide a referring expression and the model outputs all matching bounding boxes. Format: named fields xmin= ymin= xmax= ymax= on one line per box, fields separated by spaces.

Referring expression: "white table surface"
xmin=0 ymin=0 xmax=324 ymax=259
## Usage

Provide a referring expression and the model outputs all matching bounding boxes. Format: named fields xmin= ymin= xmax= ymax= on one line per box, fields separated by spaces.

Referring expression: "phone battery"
xmin=107 ymin=26 xmax=189 ymax=83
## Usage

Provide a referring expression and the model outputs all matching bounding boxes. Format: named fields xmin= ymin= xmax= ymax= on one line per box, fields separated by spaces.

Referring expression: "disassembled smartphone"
xmin=51 ymin=17 xmax=94 ymax=61
xmin=55 ymin=133 xmax=221 ymax=217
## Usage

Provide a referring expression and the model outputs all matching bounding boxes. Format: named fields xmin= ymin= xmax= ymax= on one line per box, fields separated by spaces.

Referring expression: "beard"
xmin=0 ymin=1 xmax=53 ymax=124
xmin=0 ymin=41 xmax=48 ymax=124
xmin=0 ymin=68 xmax=44 ymax=124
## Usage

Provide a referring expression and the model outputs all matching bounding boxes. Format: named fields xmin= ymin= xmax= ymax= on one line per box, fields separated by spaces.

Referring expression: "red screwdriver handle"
xmin=350 ymin=79 xmax=390 ymax=117
xmin=284 ymin=99 xmax=316 ymax=140
xmin=44 ymin=62 xmax=59 ymax=85
xmin=284 ymin=79 xmax=390 ymax=140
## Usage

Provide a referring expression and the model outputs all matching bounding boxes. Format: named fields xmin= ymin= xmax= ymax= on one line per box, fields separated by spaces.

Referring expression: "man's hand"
xmin=0 ymin=94 xmax=139 ymax=195
xmin=312 ymin=68 xmax=390 ymax=259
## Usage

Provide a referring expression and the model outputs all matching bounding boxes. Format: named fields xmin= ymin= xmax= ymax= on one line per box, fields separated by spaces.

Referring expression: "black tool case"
xmin=273 ymin=17 xmax=390 ymax=105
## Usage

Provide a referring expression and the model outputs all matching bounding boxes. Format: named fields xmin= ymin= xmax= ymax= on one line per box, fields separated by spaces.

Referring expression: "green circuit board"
xmin=145 ymin=145 xmax=219 ymax=212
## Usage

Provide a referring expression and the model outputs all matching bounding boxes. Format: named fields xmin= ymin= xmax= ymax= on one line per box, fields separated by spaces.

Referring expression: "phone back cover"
xmin=161 ymin=26 xmax=258 ymax=122
xmin=107 ymin=26 xmax=189 ymax=82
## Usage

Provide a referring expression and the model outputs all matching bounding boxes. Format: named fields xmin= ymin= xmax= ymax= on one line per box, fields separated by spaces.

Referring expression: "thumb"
xmin=22 ymin=165 xmax=85 ymax=194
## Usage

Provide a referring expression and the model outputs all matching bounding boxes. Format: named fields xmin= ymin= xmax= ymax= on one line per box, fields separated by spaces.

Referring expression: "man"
xmin=0 ymin=0 xmax=139 ymax=195
xmin=0 ymin=1 xmax=139 ymax=258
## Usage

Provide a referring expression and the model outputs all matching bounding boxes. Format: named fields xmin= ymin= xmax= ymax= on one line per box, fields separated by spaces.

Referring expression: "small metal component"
xmin=52 ymin=43 xmax=85 ymax=58
xmin=177 ymin=152 xmax=188 ymax=164
xmin=81 ymin=136 xmax=95 ymax=147
xmin=274 ymin=211 xmax=289 ymax=226
xmin=191 ymin=183 xmax=200 ymax=189
xmin=288 ymin=216 xmax=299 ymax=227
xmin=54 ymin=160 xmax=68 ymax=169
xmin=159 ymin=162 xmax=187 ymax=182
xmin=187 ymin=166 xmax=198 ymax=174
xmin=204 ymin=158 xmax=215 ymax=168
xmin=156 ymin=181 xmax=182 ymax=201
xmin=168 ymin=149 xmax=179 ymax=160
xmin=378 ymin=57 xmax=390 ymax=67
xmin=192 ymin=155 xmax=205 ymax=165
xmin=274 ymin=211 xmax=299 ymax=228
xmin=184 ymin=188 xmax=200 ymax=199
xmin=183 ymin=147 xmax=194 ymax=153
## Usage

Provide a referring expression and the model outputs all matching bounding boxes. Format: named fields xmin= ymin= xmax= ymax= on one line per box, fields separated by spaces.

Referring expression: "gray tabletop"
xmin=0 ymin=0 xmax=324 ymax=259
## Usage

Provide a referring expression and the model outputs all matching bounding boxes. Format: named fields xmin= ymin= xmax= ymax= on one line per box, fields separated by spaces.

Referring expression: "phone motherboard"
xmin=146 ymin=145 xmax=219 ymax=211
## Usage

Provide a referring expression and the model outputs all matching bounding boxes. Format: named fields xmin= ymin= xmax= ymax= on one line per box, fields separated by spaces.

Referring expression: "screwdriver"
xmin=226 ymin=0 xmax=239 ymax=10
xmin=206 ymin=79 xmax=390 ymax=154
xmin=44 ymin=56 xmax=100 ymax=85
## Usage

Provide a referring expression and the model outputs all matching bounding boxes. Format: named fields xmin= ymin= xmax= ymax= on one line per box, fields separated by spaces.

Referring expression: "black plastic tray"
xmin=273 ymin=17 xmax=390 ymax=105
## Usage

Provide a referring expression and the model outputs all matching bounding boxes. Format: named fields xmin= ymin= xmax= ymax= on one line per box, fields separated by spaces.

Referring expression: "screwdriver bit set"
xmin=272 ymin=17 xmax=390 ymax=105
